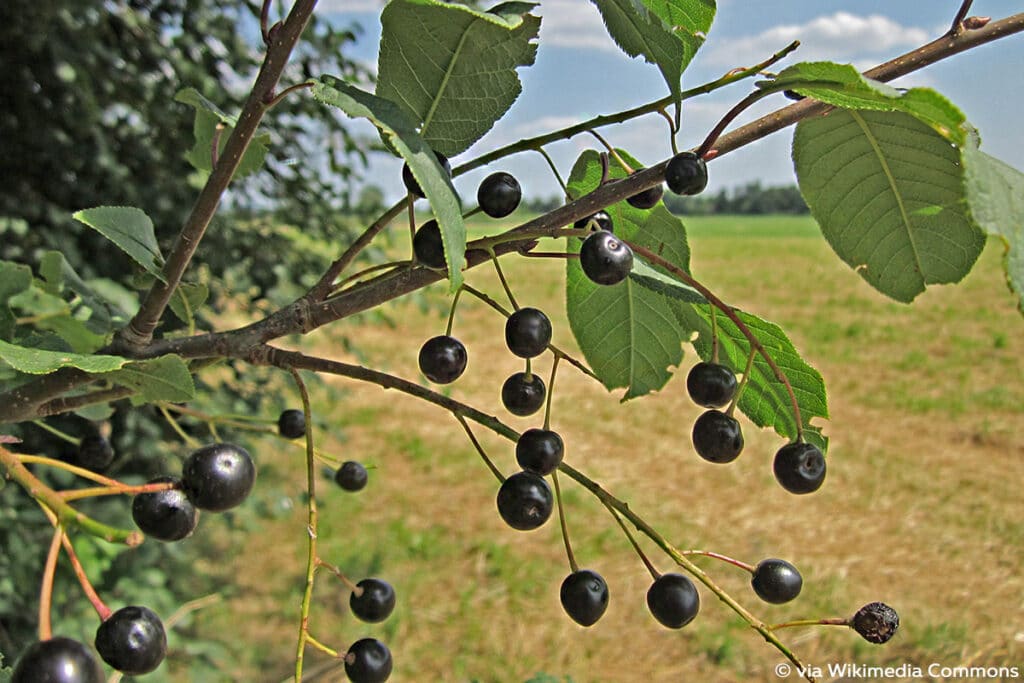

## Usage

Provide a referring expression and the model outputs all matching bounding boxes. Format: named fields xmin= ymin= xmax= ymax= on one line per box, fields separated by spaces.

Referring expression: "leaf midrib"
xmin=420 ymin=17 xmax=477 ymax=138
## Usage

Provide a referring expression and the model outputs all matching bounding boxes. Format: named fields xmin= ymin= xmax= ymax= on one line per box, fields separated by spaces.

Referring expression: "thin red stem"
xmin=38 ymin=525 xmax=63 ymax=640
xmin=61 ymin=532 xmax=111 ymax=621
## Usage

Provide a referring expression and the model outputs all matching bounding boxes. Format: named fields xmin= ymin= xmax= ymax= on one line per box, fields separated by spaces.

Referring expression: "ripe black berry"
xmin=477 ymin=171 xmax=521 ymax=218
xmin=277 ymin=409 xmax=306 ymax=439
xmin=496 ymin=471 xmax=553 ymax=531
xmin=515 ymin=428 xmax=563 ymax=476
xmin=94 ymin=605 xmax=167 ymax=675
xmin=335 ymin=460 xmax=369 ymax=492
xmin=646 ymin=573 xmax=700 ymax=629
xmin=75 ymin=435 xmax=115 ymax=472
xmin=773 ymin=442 xmax=826 ymax=494
xmin=574 ymin=210 xmax=613 ymax=235
xmin=691 ymin=410 xmax=744 ymax=463
xmin=401 ymin=150 xmax=450 ymax=199
xmin=505 ymin=307 xmax=552 ymax=358
xmin=627 ymin=183 xmax=664 ymax=210
xmin=579 ymin=230 xmax=633 ymax=285
xmin=665 ymin=151 xmax=708 ymax=196
xmin=350 ymin=578 xmax=396 ymax=623
xmin=344 ymin=637 xmax=392 ymax=683
xmin=418 ymin=335 xmax=467 ymax=384
xmin=413 ymin=219 xmax=446 ymax=269
xmin=11 ymin=637 xmax=104 ymax=683
xmin=559 ymin=569 xmax=609 ymax=627
xmin=181 ymin=442 xmax=256 ymax=512
xmin=500 ymin=372 xmax=546 ymax=416
xmin=751 ymin=559 xmax=803 ymax=604
xmin=131 ymin=476 xmax=199 ymax=542
xmin=686 ymin=361 xmax=737 ymax=409
xmin=851 ymin=602 xmax=899 ymax=644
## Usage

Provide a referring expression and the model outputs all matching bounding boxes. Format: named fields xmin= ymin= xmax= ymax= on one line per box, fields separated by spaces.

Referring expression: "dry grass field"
xmin=177 ymin=214 xmax=1023 ymax=682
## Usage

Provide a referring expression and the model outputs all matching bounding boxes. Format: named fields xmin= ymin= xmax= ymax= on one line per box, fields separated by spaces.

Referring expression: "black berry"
xmin=560 ymin=569 xmax=609 ymax=627
xmin=773 ymin=442 xmax=826 ymax=494
xmin=131 ymin=476 xmax=199 ymax=542
xmin=181 ymin=442 xmax=256 ymax=512
xmin=574 ymin=210 xmax=613 ymax=235
xmin=350 ymin=578 xmax=396 ymax=623
xmin=496 ymin=471 xmax=553 ymax=531
xmin=505 ymin=307 xmax=552 ymax=358
xmin=751 ymin=559 xmax=803 ymax=604
xmin=500 ymin=372 xmax=546 ymax=416
xmin=12 ymin=637 xmax=104 ymax=683
xmin=665 ymin=151 xmax=708 ymax=196
xmin=344 ymin=637 xmax=392 ymax=683
xmin=686 ymin=361 xmax=737 ymax=408
xmin=401 ymin=150 xmax=450 ymax=199
xmin=277 ymin=409 xmax=306 ymax=439
xmin=335 ymin=461 xmax=369 ymax=492
xmin=477 ymin=171 xmax=521 ymax=218
xmin=579 ymin=230 xmax=633 ymax=285
xmin=646 ymin=573 xmax=700 ymax=629
xmin=515 ymin=428 xmax=563 ymax=476
xmin=75 ymin=435 xmax=115 ymax=472
xmin=851 ymin=602 xmax=899 ymax=644
xmin=691 ymin=410 xmax=744 ymax=464
xmin=627 ymin=183 xmax=664 ymax=210
xmin=413 ymin=219 xmax=446 ymax=269
xmin=94 ymin=605 xmax=167 ymax=675
xmin=418 ymin=335 xmax=467 ymax=384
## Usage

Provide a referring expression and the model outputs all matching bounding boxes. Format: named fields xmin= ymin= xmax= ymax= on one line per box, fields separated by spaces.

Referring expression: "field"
xmin=179 ymin=214 xmax=1023 ymax=682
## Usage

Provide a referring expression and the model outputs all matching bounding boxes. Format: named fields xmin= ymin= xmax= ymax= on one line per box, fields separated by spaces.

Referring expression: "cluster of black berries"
xmin=277 ymin=409 xmax=370 ymax=493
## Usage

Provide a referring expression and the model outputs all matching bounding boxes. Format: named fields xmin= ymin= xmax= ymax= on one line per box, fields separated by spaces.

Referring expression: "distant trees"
xmin=662 ymin=181 xmax=809 ymax=215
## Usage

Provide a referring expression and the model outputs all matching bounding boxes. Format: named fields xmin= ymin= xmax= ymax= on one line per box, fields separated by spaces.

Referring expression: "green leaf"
xmin=313 ymin=77 xmax=466 ymax=290
xmin=674 ymin=304 xmax=829 ymax=453
xmin=590 ymin=0 xmax=714 ymax=108
xmin=169 ymin=282 xmax=210 ymax=328
xmin=565 ymin=151 xmax=694 ymax=399
xmin=962 ymin=142 xmax=1024 ymax=313
xmin=8 ymin=286 xmax=107 ymax=354
xmin=376 ymin=0 xmax=540 ymax=156
xmin=175 ymin=88 xmax=270 ymax=178
xmin=39 ymin=251 xmax=125 ymax=333
xmin=107 ymin=355 xmax=196 ymax=403
xmin=0 ymin=339 xmax=128 ymax=375
xmin=72 ymin=206 xmax=167 ymax=282
xmin=793 ymin=109 xmax=984 ymax=302
xmin=629 ymin=257 xmax=704 ymax=303
xmin=766 ymin=62 xmax=968 ymax=144
xmin=0 ymin=260 xmax=33 ymax=340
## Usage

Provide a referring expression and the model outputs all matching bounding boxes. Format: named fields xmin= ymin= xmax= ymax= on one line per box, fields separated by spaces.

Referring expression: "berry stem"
xmin=542 ymin=355 xmax=560 ymax=431
xmin=31 ymin=419 xmax=81 ymax=445
xmin=445 ymin=284 xmax=464 ymax=337
xmin=695 ymin=88 xmax=776 ymax=159
xmin=454 ymin=413 xmax=505 ymax=484
xmin=288 ymin=366 xmax=320 ymax=682
xmin=0 ymin=445 xmax=143 ymax=545
xmin=726 ymin=347 xmax=757 ymax=418
xmin=710 ymin=307 xmax=720 ymax=364
xmin=603 ymin=501 xmax=660 ymax=581
xmin=769 ymin=617 xmax=850 ymax=631
xmin=38 ymin=524 xmax=63 ymax=641
xmin=59 ymin=529 xmax=112 ymax=621
xmin=407 ymin=200 xmax=417 ymax=256
xmin=588 ymin=130 xmax=633 ymax=174
xmin=463 ymin=205 xmax=483 ymax=219
xmin=16 ymin=454 xmax=123 ymax=487
xmin=59 ymin=479 xmax=177 ymax=502
xmin=315 ymin=559 xmax=362 ymax=595
xmin=164 ymin=593 xmax=223 ymax=630
xmin=489 ymin=251 xmax=519 ymax=310
xmin=330 ymin=260 xmax=410 ymax=295
xmin=552 ymin=471 xmax=579 ymax=573
xmin=158 ymin=405 xmax=202 ymax=447
xmin=655 ymin=108 xmax=679 ymax=155
xmin=518 ymin=251 xmax=577 ymax=259
xmin=303 ymin=632 xmax=341 ymax=658
xmin=680 ymin=550 xmax=755 ymax=573
xmin=533 ymin=146 xmax=570 ymax=199
xmin=625 ymin=243 xmax=805 ymax=441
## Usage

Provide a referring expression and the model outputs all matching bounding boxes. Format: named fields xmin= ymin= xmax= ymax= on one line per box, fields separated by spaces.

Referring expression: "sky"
xmin=313 ymin=0 xmax=1024 ymax=202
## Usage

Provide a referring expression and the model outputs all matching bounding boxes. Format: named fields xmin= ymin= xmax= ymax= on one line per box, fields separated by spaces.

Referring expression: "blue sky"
xmin=316 ymin=0 xmax=1024 ymax=201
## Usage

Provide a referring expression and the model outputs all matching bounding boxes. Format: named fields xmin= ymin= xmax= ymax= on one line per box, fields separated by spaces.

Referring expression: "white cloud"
xmin=536 ymin=0 xmax=619 ymax=52
xmin=316 ymin=0 xmax=386 ymax=13
xmin=704 ymin=12 xmax=930 ymax=66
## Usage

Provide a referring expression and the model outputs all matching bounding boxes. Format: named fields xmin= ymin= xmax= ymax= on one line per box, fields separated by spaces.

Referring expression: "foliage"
xmin=1 ymin=0 xmax=1022 ymax=680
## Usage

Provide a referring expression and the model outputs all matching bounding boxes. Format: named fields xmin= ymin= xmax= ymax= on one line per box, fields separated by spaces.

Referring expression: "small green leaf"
xmin=793 ymin=109 xmax=984 ymax=302
xmin=9 ymin=286 xmax=107 ymax=353
xmin=39 ymin=251 xmax=125 ymax=334
xmin=107 ymin=354 xmax=196 ymax=403
xmin=674 ymin=304 xmax=829 ymax=453
xmin=962 ymin=142 xmax=1024 ymax=313
xmin=0 ymin=339 xmax=128 ymax=375
xmin=590 ymin=0 xmax=714 ymax=109
xmin=169 ymin=282 xmax=210 ymax=328
xmin=377 ymin=0 xmax=540 ymax=156
xmin=73 ymin=206 xmax=167 ymax=282
xmin=0 ymin=261 xmax=33 ymax=340
xmin=175 ymin=88 xmax=270 ymax=178
xmin=313 ymin=77 xmax=466 ymax=290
